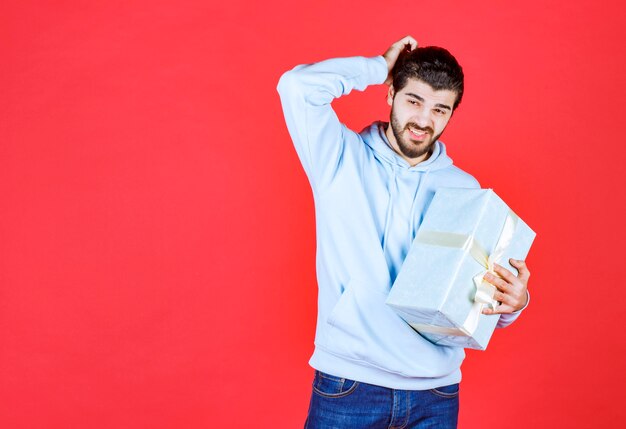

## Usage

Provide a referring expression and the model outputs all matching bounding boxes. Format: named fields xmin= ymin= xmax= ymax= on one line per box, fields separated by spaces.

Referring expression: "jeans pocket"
xmin=312 ymin=371 xmax=359 ymax=398
xmin=429 ymin=383 xmax=460 ymax=398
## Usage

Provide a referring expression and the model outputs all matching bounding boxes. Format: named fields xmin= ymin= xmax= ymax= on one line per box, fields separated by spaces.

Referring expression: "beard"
xmin=389 ymin=109 xmax=443 ymax=160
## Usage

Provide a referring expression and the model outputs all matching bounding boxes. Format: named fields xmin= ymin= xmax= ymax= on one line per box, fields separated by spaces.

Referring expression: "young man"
xmin=277 ymin=36 xmax=531 ymax=429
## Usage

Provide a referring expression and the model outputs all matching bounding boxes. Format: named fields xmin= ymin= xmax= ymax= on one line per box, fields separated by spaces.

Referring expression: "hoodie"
xmin=277 ymin=55 xmax=521 ymax=390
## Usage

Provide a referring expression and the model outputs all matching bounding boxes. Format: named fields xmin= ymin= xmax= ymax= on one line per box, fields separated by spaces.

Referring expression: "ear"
xmin=387 ymin=85 xmax=395 ymax=106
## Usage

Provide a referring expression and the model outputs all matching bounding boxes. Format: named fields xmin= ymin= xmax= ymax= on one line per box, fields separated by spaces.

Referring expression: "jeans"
xmin=304 ymin=371 xmax=459 ymax=429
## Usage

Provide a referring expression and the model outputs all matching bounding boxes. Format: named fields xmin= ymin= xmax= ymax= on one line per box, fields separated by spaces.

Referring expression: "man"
xmin=277 ymin=36 xmax=530 ymax=428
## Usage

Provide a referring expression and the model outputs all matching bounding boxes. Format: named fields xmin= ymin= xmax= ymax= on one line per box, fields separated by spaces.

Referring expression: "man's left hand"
xmin=481 ymin=258 xmax=531 ymax=315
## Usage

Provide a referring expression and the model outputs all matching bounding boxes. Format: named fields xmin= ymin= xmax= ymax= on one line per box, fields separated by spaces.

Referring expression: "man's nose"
xmin=412 ymin=107 xmax=431 ymax=127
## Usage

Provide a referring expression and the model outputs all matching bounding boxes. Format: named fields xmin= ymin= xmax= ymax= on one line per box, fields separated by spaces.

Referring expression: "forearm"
xmin=277 ymin=56 xmax=388 ymax=106
xmin=276 ymin=56 xmax=387 ymax=187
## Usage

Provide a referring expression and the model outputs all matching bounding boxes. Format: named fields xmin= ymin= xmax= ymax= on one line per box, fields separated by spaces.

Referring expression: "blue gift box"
xmin=385 ymin=188 xmax=536 ymax=350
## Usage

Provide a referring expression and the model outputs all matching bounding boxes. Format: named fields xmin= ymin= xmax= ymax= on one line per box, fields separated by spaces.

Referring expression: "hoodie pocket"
xmin=327 ymin=286 xmax=356 ymax=328
xmin=323 ymin=280 xmax=464 ymax=377
xmin=325 ymin=282 xmax=390 ymax=364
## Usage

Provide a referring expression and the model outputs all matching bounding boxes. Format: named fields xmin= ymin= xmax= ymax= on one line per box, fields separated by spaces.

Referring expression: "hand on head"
xmin=383 ymin=36 xmax=418 ymax=85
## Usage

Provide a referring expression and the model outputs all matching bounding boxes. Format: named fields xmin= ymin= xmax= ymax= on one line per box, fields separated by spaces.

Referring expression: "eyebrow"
xmin=405 ymin=92 xmax=452 ymax=111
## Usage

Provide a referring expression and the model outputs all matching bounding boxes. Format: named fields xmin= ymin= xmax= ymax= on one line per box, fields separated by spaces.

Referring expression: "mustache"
xmin=405 ymin=123 xmax=434 ymax=135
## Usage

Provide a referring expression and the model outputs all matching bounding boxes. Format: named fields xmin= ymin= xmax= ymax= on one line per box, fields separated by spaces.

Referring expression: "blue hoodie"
xmin=277 ymin=55 xmax=522 ymax=390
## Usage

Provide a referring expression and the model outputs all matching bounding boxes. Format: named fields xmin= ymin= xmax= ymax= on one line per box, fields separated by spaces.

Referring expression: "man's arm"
xmin=276 ymin=56 xmax=387 ymax=188
xmin=276 ymin=37 xmax=417 ymax=190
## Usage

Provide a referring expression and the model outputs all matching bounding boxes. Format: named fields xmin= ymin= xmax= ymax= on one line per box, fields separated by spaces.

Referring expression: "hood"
xmin=361 ymin=121 xmax=454 ymax=172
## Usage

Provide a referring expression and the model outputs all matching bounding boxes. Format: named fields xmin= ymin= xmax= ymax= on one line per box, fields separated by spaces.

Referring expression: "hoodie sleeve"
xmin=277 ymin=56 xmax=388 ymax=189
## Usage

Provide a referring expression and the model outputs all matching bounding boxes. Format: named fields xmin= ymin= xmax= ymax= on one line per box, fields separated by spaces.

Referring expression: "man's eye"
xmin=408 ymin=100 xmax=418 ymax=105
xmin=434 ymin=109 xmax=445 ymax=114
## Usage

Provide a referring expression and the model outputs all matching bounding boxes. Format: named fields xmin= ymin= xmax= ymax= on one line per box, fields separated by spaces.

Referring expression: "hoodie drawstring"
xmin=408 ymin=168 xmax=431 ymax=246
xmin=383 ymin=167 xmax=430 ymax=257
xmin=381 ymin=169 xmax=399 ymax=255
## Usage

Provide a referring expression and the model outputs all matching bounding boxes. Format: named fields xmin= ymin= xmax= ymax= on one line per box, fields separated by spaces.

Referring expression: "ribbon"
xmin=408 ymin=211 xmax=519 ymax=337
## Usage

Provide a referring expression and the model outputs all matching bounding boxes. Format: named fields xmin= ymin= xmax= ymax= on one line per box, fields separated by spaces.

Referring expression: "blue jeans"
xmin=304 ymin=371 xmax=459 ymax=429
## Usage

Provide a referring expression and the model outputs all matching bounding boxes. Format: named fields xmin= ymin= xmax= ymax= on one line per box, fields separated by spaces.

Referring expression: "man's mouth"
xmin=407 ymin=126 xmax=430 ymax=141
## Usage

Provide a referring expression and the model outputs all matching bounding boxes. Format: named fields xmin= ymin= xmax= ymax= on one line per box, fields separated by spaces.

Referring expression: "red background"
xmin=2 ymin=1 xmax=625 ymax=428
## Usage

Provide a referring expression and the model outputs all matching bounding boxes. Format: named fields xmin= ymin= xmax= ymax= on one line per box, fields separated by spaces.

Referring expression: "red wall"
xmin=2 ymin=1 xmax=625 ymax=427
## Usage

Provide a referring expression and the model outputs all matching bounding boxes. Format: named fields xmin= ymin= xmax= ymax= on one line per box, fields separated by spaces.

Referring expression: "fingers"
xmin=383 ymin=36 xmax=418 ymax=85
xmin=396 ymin=35 xmax=417 ymax=51
xmin=483 ymin=262 xmax=527 ymax=313
xmin=384 ymin=36 xmax=418 ymax=63
xmin=483 ymin=271 xmax=509 ymax=293
xmin=391 ymin=36 xmax=417 ymax=55
xmin=492 ymin=263 xmax=517 ymax=284
xmin=492 ymin=290 xmax=509 ymax=306
xmin=482 ymin=303 xmax=515 ymax=315
xmin=483 ymin=260 xmax=530 ymax=313
xmin=510 ymin=258 xmax=531 ymax=282
xmin=479 ymin=285 xmax=513 ymax=314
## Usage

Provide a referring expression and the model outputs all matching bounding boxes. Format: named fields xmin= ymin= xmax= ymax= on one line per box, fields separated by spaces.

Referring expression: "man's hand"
xmin=383 ymin=36 xmax=418 ymax=85
xmin=481 ymin=259 xmax=531 ymax=315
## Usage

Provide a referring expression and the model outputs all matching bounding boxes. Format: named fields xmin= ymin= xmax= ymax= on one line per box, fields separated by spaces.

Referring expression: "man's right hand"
xmin=383 ymin=36 xmax=418 ymax=85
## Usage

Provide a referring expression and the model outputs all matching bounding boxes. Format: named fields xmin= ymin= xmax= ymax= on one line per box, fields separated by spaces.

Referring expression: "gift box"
xmin=385 ymin=188 xmax=536 ymax=350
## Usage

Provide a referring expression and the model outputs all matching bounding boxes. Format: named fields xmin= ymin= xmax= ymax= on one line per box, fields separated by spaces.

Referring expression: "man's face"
xmin=386 ymin=78 xmax=458 ymax=165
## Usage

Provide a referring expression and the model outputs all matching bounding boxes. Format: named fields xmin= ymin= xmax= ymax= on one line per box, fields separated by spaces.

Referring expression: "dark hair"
xmin=391 ymin=46 xmax=464 ymax=109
